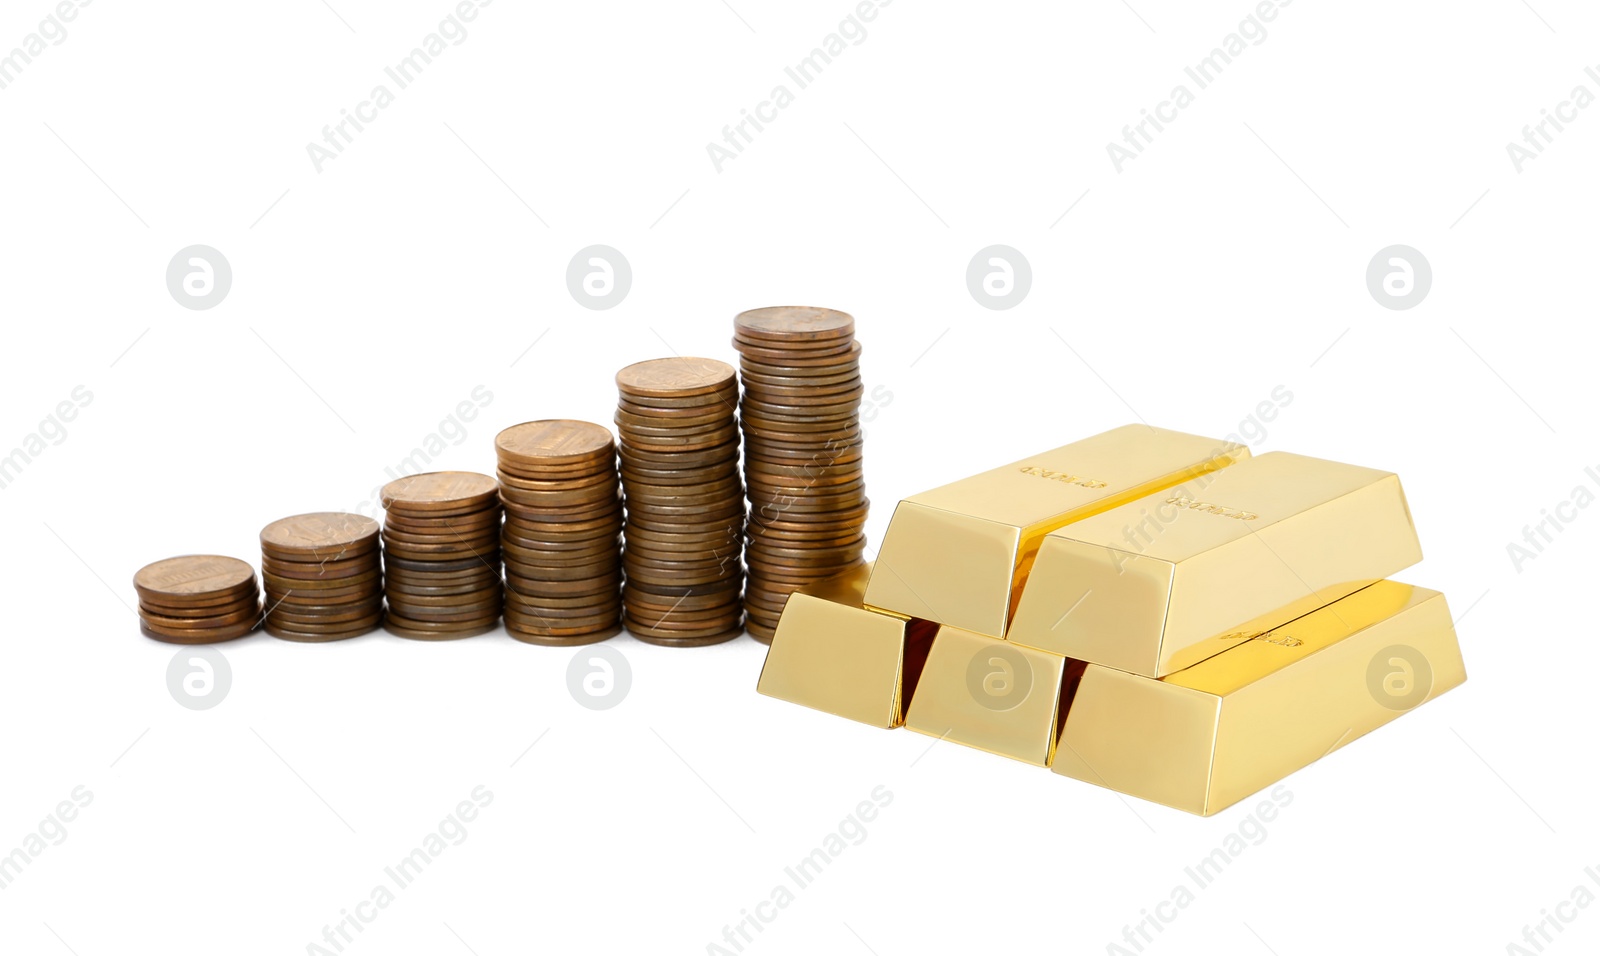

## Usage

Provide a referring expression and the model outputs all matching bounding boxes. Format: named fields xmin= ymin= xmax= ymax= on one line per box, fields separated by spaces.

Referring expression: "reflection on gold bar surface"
xmin=864 ymin=425 xmax=1248 ymax=638
xmin=902 ymin=626 xmax=1076 ymax=766
xmin=1008 ymin=451 xmax=1423 ymax=677
xmin=1052 ymin=580 xmax=1466 ymax=816
xmin=757 ymin=564 xmax=936 ymax=729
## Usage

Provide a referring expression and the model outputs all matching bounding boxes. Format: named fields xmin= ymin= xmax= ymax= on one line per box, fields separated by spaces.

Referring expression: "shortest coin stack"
xmin=134 ymin=555 xmax=261 ymax=643
xmin=496 ymin=420 xmax=624 ymax=645
xmin=381 ymin=471 xmax=504 ymax=639
xmin=260 ymin=513 xmax=385 ymax=642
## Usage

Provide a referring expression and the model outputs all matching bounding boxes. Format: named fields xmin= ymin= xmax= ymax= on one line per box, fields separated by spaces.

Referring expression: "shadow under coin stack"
xmin=259 ymin=512 xmax=385 ymax=642
xmin=615 ymin=358 xmax=746 ymax=646
xmin=495 ymin=420 xmax=624 ymax=645
xmin=134 ymin=555 xmax=262 ymax=643
xmin=380 ymin=472 xmax=503 ymax=639
xmin=733 ymin=307 xmax=869 ymax=643
xmin=757 ymin=424 xmax=1468 ymax=816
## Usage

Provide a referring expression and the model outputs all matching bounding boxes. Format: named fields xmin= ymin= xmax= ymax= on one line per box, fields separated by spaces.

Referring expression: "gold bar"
xmin=902 ymin=626 xmax=1076 ymax=766
xmin=863 ymin=425 xmax=1248 ymax=638
xmin=1052 ymin=580 xmax=1466 ymax=816
xmin=756 ymin=564 xmax=937 ymax=729
xmin=1008 ymin=451 xmax=1423 ymax=676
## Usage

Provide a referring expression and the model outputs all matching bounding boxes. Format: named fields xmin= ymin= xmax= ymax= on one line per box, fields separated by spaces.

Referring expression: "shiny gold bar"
xmin=1052 ymin=580 xmax=1466 ymax=816
xmin=756 ymin=564 xmax=937 ymax=729
xmin=1008 ymin=451 xmax=1423 ymax=677
xmin=863 ymin=425 xmax=1248 ymax=638
xmin=902 ymin=626 xmax=1077 ymax=766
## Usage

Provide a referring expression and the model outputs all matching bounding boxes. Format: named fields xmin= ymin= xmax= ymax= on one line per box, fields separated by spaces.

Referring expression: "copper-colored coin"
xmin=260 ymin=513 xmax=379 ymax=560
xmin=383 ymin=509 xmax=503 ymax=534
xmin=270 ymin=601 xmax=387 ymax=626
xmin=264 ymin=614 xmax=383 ymax=642
xmin=744 ymin=621 xmax=777 ymax=643
xmin=505 ymin=622 xmax=622 ymax=646
xmin=615 ymin=357 xmax=736 ymax=399
xmin=140 ymin=603 xmax=260 ymax=630
xmin=383 ymin=553 xmax=495 ymax=574
xmin=734 ymin=306 xmax=854 ymax=343
xmin=381 ymin=471 xmax=500 ymax=514
xmin=140 ymin=619 xmax=258 ymax=644
xmin=496 ymin=420 xmax=616 ymax=467
xmin=260 ymin=561 xmax=379 ymax=584
xmin=134 ymin=555 xmax=257 ymax=604
xmin=263 ymin=565 xmax=381 ymax=590
xmin=495 ymin=468 xmax=617 ymax=492
xmin=384 ymin=619 xmax=502 ymax=641
xmin=504 ymin=572 xmax=622 ymax=597
xmin=504 ymin=606 xmax=621 ymax=631
xmin=611 ymin=388 xmax=738 ymax=411
xmin=137 ymin=601 xmax=259 ymax=623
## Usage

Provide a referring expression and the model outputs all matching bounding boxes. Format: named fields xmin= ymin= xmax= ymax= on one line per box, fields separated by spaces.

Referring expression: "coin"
xmin=381 ymin=471 xmax=500 ymax=514
xmin=496 ymin=420 xmax=616 ymax=467
xmin=734 ymin=306 xmax=855 ymax=343
xmin=616 ymin=357 xmax=737 ymax=399
xmin=260 ymin=513 xmax=380 ymax=560
xmin=135 ymin=555 xmax=263 ymax=644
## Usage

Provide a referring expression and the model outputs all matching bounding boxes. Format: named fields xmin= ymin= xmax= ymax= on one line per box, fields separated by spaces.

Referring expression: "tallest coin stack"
xmin=733 ymin=307 xmax=870 ymax=643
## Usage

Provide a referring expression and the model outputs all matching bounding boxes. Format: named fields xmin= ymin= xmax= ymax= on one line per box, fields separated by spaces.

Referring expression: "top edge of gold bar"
xmin=1007 ymin=450 xmax=1424 ymax=676
xmin=863 ymin=425 xmax=1250 ymax=637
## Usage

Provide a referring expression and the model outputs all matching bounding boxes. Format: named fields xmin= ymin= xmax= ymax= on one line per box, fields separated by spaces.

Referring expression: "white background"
xmin=1 ymin=1 xmax=1595 ymax=953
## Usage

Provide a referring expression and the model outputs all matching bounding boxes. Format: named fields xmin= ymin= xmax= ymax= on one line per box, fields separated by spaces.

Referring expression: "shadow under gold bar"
xmin=1052 ymin=580 xmax=1466 ymax=816
xmin=863 ymin=425 xmax=1249 ymax=638
xmin=757 ymin=563 xmax=937 ymax=729
xmin=1008 ymin=451 xmax=1423 ymax=677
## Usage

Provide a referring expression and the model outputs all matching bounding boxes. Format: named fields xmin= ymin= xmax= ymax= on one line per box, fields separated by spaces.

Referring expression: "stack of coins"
xmin=134 ymin=555 xmax=261 ymax=643
xmin=380 ymin=472 xmax=503 ymax=639
xmin=260 ymin=513 xmax=385 ymax=642
xmin=495 ymin=420 xmax=624 ymax=645
xmin=615 ymin=358 xmax=746 ymax=646
xmin=733 ymin=307 xmax=870 ymax=642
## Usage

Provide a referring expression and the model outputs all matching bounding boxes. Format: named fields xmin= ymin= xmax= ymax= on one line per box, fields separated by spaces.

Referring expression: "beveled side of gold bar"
xmin=1052 ymin=581 xmax=1466 ymax=816
xmin=757 ymin=564 xmax=937 ymax=729
xmin=1008 ymin=451 xmax=1424 ymax=677
xmin=863 ymin=425 xmax=1248 ymax=638
xmin=902 ymin=626 xmax=1075 ymax=766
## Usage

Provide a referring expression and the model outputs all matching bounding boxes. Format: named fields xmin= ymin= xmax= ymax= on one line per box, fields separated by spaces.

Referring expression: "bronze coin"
xmin=382 ymin=609 xmax=500 ymax=630
xmin=139 ymin=595 xmax=259 ymax=619
xmin=734 ymin=306 xmax=854 ymax=343
xmin=495 ymin=468 xmax=616 ymax=492
xmin=743 ymin=621 xmax=777 ymax=644
xmin=615 ymin=357 xmax=736 ymax=398
xmin=732 ymin=330 xmax=858 ymax=355
xmin=739 ymin=366 xmax=862 ymax=388
xmin=381 ymin=471 xmax=500 ymax=513
xmin=623 ymin=587 xmax=743 ymax=612
xmin=264 ymin=614 xmax=382 ymax=642
xmin=504 ymin=623 xmax=622 ymax=646
xmin=384 ymin=619 xmax=501 ymax=641
xmin=383 ymin=509 xmax=502 ymax=534
xmin=614 ymin=405 xmax=733 ymax=430
xmin=134 ymin=555 xmax=257 ymax=604
xmin=610 ymin=387 xmax=738 ymax=411
xmin=618 ymin=439 xmax=740 ymax=466
xmin=269 ymin=601 xmax=387 ymax=626
xmin=383 ymin=553 xmax=495 ymax=574
xmin=381 ymin=527 xmax=500 ymax=551
xmin=617 ymin=398 xmax=737 ymax=422
xmin=140 ymin=619 xmax=257 ymax=644
xmin=262 ymin=565 xmax=381 ymax=589
xmin=503 ymin=590 xmax=620 ymax=611
xmin=385 ymin=599 xmax=502 ymax=623
xmin=733 ymin=340 xmax=858 ymax=366
xmin=140 ymin=604 xmax=260 ymax=630
xmin=504 ymin=572 xmax=622 ymax=598
xmin=503 ymin=606 xmax=621 ymax=630
xmin=629 ymin=629 xmax=745 ymax=648
xmin=383 ymin=567 xmax=500 ymax=589
xmin=382 ymin=517 xmax=500 ymax=541
xmin=384 ymin=594 xmax=505 ymax=614
xmin=496 ymin=458 xmax=615 ymax=483
xmin=622 ymin=577 xmax=740 ymax=599
xmin=496 ymin=420 xmax=615 ymax=467
xmin=260 ymin=513 xmax=379 ymax=559
xmin=501 ymin=525 xmax=621 ymax=550
xmin=260 ymin=554 xmax=380 ymax=581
